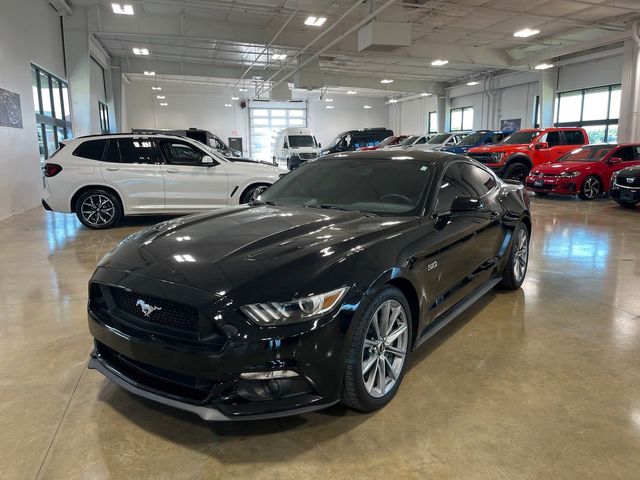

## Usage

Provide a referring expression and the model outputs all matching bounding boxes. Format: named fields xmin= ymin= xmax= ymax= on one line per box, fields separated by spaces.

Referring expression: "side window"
xmin=214 ymin=137 xmax=225 ymax=150
xmin=161 ymin=141 xmax=205 ymax=165
xmin=415 ymin=137 xmax=427 ymax=144
xmin=565 ymin=130 xmax=585 ymax=145
xmin=614 ymin=147 xmax=634 ymax=161
xmin=460 ymin=163 xmax=496 ymax=197
xmin=104 ymin=140 xmax=121 ymax=163
xmin=72 ymin=139 xmax=107 ymax=160
xmin=118 ymin=139 xmax=162 ymax=164
xmin=634 ymin=147 xmax=640 ymax=160
xmin=435 ymin=163 xmax=477 ymax=213
xmin=488 ymin=134 xmax=503 ymax=144
xmin=546 ymin=131 xmax=563 ymax=147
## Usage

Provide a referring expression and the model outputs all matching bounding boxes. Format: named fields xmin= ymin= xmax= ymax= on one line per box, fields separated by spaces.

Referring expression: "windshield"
xmin=377 ymin=136 xmax=401 ymax=147
xmin=558 ymin=145 xmax=615 ymax=162
xmin=457 ymin=131 xmax=487 ymax=146
xmin=258 ymin=158 xmax=432 ymax=216
xmin=399 ymin=136 xmax=420 ymax=146
xmin=197 ymin=141 xmax=227 ymax=162
xmin=427 ymin=134 xmax=450 ymax=144
xmin=288 ymin=135 xmax=316 ymax=148
xmin=501 ymin=131 xmax=539 ymax=145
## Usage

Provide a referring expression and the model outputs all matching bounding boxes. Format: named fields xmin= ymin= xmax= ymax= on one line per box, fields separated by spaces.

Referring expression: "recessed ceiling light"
xmin=144 ymin=71 xmax=155 ymax=76
xmin=324 ymin=98 xmax=334 ymax=102
xmin=388 ymin=99 xmax=398 ymax=103
xmin=380 ymin=79 xmax=394 ymax=84
xmin=239 ymin=88 xmax=248 ymax=92
xmin=231 ymin=96 xmax=239 ymax=100
xmin=156 ymin=95 xmax=165 ymax=99
xmin=225 ymin=103 xmax=232 ymax=107
xmin=431 ymin=59 xmax=449 ymax=66
xmin=347 ymin=90 xmax=358 ymax=95
xmin=151 ymin=86 xmax=162 ymax=91
xmin=420 ymin=92 xmax=432 ymax=97
xmin=272 ymin=53 xmax=287 ymax=60
xmin=326 ymin=105 xmax=334 ymax=109
xmin=159 ymin=102 xmax=168 ymax=106
xmin=132 ymin=47 xmax=149 ymax=56
xmin=514 ymin=28 xmax=540 ymax=38
xmin=466 ymin=81 xmax=480 ymax=86
xmin=304 ymin=16 xmax=327 ymax=27
xmin=363 ymin=105 xmax=372 ymax=109
xmin=253 ymin=76 xmax=263 ymax=80
xmin=112 ymin=3 xmax=134 ymax=15
xmin=534 ymin=63 xmax=554 ymax=70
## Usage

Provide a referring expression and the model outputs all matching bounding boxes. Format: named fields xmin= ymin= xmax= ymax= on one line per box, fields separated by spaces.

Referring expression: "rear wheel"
xmin=615 ymin=198 xmax=638 ymax=208
xmin=499 ymin=223 xmax=529 ymax=290
xmin=240 ymin=184 xmax=270 ymax=204
xmin=503 ymin=162 xmax=530 ymax=183
xmin=75 ymin=189 xmax=122 ymax=229
xmin=342 ymin=286 xmax=412 ymax=412
xmin=578 ymin=176 xmax=602 ymax=200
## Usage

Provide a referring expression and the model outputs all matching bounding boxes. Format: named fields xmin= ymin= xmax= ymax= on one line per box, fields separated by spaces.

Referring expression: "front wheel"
xmin=578 ymin=175 xmax=602 ymax=200
xmin=75 ymin=189 xmax=122 ymax=229
xmin=503 ymin=162 xmax=530 ymax=183
xmin=341 ymin=286 xmax=412 ymax=412
xmin=499 ymin=222 xmax=530 ymax=290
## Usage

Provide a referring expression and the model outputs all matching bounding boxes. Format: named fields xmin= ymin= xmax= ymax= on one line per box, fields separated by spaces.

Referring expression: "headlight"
xmin=560 ymin=171 xmax=580 ymax=178
xmin=240 ymin=287 xmax=349 ymax=326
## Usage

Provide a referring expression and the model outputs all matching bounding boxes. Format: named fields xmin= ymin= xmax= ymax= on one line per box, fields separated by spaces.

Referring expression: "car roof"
xmin=62 ymin=133 xmax=195 ymax=144
xmin=322 ymin=149 xmax=466 ymax=165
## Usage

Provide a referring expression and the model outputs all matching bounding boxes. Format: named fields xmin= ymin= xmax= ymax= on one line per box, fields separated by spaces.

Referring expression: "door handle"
xmin=166 ymin=168 xmax=180 ymax=173
xmin=105 ymin=167 xmax=119 ymax=171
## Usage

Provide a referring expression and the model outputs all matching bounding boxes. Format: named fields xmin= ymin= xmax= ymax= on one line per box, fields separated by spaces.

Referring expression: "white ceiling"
xmin=78 ymin=0 xmax=640 ymax=94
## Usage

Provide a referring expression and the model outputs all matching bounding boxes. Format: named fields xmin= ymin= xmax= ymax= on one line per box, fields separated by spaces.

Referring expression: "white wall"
xmin=0 ymin=0 xmax=66 ymax=220
xmin=387 ymin=95 xmax=438 ymax=134
xmin=89 ymin=58 xmax=106 ymax=134
xmin=557 ymin=54 xmax=623 ymax=92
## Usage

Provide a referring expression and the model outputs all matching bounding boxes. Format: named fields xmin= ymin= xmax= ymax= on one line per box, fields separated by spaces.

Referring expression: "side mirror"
xmin=608 ymin=156 xmax=623 ymax=165
xmin=202 ymin=155 xmax=215 ymax=165
xmin=283 ymin=142 xmax=289 ymax=149
xmin=451 ymin=196 xmax=482 ymax=213
xmin=535 ymin=142 xmax=549 ymax=150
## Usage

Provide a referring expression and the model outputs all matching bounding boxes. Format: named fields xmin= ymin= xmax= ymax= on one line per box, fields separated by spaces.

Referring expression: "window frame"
xmin=98 ymin=101 xmax=110 ymax=134
xmin=449 ymin=107 xmax=474 ymax=132
xmin=427 ymin=111 xmax=438 ymax=134
xmin=159 ymin=139 xmax=219 ymax=166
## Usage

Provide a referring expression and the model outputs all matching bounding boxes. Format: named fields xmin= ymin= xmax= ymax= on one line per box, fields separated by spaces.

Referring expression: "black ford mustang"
xmin=88 ymin=151 xmax=531 ymax=420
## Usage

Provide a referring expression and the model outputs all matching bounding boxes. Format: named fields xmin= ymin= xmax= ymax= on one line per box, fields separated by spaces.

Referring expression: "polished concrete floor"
xmin=1 ymin=197 xmax=639 ymax=480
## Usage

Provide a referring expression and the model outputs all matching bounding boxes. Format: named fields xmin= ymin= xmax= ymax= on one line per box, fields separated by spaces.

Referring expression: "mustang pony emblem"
xmin=627 ymin=178 xmax=635 ymax=184
xmin=136 ymin=299 xmax=162 ymax=317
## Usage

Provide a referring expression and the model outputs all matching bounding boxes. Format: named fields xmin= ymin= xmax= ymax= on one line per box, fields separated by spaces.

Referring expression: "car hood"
xmin=98 ymin=205 xmax=416 ymax=300
xmin=468 ymin=144 xmax=527 ymax=153
xmin=441 ymin=145 xmax=470 ymax=154
xmin=619 ymin=165 xmax=640 ymax=176
xmin=533 ymin=161 xmax=591 ymax=174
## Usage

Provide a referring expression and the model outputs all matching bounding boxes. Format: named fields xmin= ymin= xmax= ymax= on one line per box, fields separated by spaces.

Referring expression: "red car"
xmin=357 ymin=135 xmax=408 ymax=151
xmin=525 ymin=144 xmax=640 ymax=200
xmin=467 ymin=127 xmax=589 ymax=181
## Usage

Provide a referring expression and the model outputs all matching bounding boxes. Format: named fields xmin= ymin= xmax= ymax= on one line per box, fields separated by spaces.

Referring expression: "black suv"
xmin=611 ymin=165 xmax=640 ymax=208
xmin=321 ymin=128 xmax=393 ymax=155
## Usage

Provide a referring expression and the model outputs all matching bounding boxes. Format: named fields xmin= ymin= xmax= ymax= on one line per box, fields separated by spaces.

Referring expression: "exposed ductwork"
xmin=357 ymin=21 xmax=412 ymax=53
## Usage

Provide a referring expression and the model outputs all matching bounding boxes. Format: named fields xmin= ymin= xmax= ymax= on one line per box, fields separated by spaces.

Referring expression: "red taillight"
xmin=44 ymin=163 xmax=63 ymax=177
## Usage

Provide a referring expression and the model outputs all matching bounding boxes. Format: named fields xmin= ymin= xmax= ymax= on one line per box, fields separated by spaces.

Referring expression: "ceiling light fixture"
xmin=144 ymin=71 xmax=155 ymax=76
xmin=156 ymin=95 xmax=165 ymax=99
xmin=111 ymin=3 xmax=134 ymax=15
xmin=326 ymin=105 xmax=334 ymax=109
xmin=534 ymin=63 xmax=554 ymax=70
xmin=431 ymin=59 xmax=449 ymax=66
xmin=388 ymin=99 xmax=398 ymax=103
xmin=363 ymin=105 xmax=372 ymax=109
xmin=324 ymin=98 xmax=334 ymax=102
xmin=239 ymin=88 xmax=248 ymax=92
xmin=304 ymin=16 xmax=327 ymax=27
xmin=231 ymin=96 xmax=239 ymax=100
xmin=347 ymin=90 xmax=358 ymax=95
xmin=466 ymin=81 xmax=480 ymax=86
xmin=159 ymin=102 xmax=168 ymax=106
xmin=132 ymin=47 xmax=149 ymax=56
xmin=380 ymin=79 xmax=394 ymax=84
xmin=151 ymin=86 xmax=162 ymax=91
xmin=272 ymin=53 xmax=287 ymax=60
xmin=225 ymin=103 xmax=232 ymax=107
xmin=253 ymin=76 xmax=263 ymax=80
xmin=420 ymin=92 xmax=432 ymax=97
xmin=514 ymin=28 xmax=540 ymax=38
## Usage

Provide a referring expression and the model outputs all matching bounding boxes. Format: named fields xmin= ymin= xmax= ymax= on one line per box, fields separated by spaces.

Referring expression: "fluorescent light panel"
xmin=363 ymin=105 xmax=372 ymax=109
xmin=514 ymin=28 xmax=540 ymax=38
xmin=347 ymin=90 xmax=357 ymax=95
xmin=159 ymin=102 xmax=168 ymax=106
xmin=272 ymin=53 xmax=287 ymax=60
xmin=151 ymin=86 xmax=162 ymax=91
xmin=388 ymin=99 xmax=398 ymax=103
xmin=467 ymin=81 xmax=480 ymax=86
xmin=534 ymin=63 xmax=554 ymax=70
xmin=156 ymin=95 xmax=165 ymax=99
xmin=326 ymin=105 xmax=334 ymax=109
xmin=304 ymin=16 xmax=327 ymax=27
xmin=380 ymin=79 xmax=394 ymax=84
xmin=239 ymin=88 xmax=248 ymax=92
xmin=132 ymin=48 xmax=149 ymax=55
xmin=420 ymin=92 xmax=431 ymax=97
xmin=144 ymin=71 xmax=155 ymax=76
xmin=112 ymin=3 xmax=134 ymax=15
xmin=231 ymin=96 xmax=239 ymax=100
xmin=431 ymin=59 xmax=449 ymax=66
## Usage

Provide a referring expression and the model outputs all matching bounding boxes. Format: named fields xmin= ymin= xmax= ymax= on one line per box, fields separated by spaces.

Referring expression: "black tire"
xmin=239 ymin=184 xmax=270 ymax=204
xmin=502 ymin=162 xmax=530 ymax=183
xmin=286 ymin=158 xmax=292 ymax=170
xmin=534 ymin=192 xmax=549 ymax=197
xmin=578 ymin=175 xmax=602 ymax=200
xmin=499 ymin=222 xmax=530 ymax=290
xmin=615 ymin=198 xmax=638 ymax=208
xmin=75 ymin=189 xmax=123 ymax=229
xmin=341 ymin=286 xmax=412 ymax=412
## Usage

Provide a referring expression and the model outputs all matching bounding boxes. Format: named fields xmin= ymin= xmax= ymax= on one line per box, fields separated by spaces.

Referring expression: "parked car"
xmin=525 ymin=144 xmax=640 ymax=200
xmin=132 ymin=128 xmax=241 ymax=158
xmin=382 ymin=134 xmax=429 ymax=150
xmin=42 ymin=134 xmax=280 ymax=229
xmin=321 ymin=128 xmax=393 ymax=154
xmin=86 ymin=150 xmax=531 ymax=421
xmin=440 ymin=130 xmax=512 ymax=155
xmin=273 ymin=127 xmax=321 ymax=170
xmin=467 ymin=127 xmax=589 ymax=182
xmin=610 ymin=164 xmax=640 ymax=208
xmin=411 ymin=132 xmax=469 ymax=152
xmin=357 ymin=135 xmax=408 ymax=151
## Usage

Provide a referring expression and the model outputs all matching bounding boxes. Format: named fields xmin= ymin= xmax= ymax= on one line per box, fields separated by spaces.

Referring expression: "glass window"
xmin=583 ymin=125 xmax=607 ymax=144
xmin=62 ymin=84 xmax=71 ymax=122
xmin=613 ymin=146 xmax=635 ymax=161
xmin=558 ymin=145 xmax=614 ymax=162
xmin=609 ymin=87 xmax=621 ymax=120
xmin=52 ymin=79 xmax=63 ymax=120
xmin=582 ymin=87 xmax=609 ymax=121
xmin=503 ymin=131 xmax=539 ymax=145
xmin=271 ymin=109 xmax=286 ymax=117
xmin=435 ymin=163 xmax=478 ymax=213
xmin=462 ymin=107 xmax=473 ymax=130
xmin=450 ymin=107 xmax=473 ymax=132
xmin=606 ymin=125 xmax=618 ymax=143
xmin=105 ymin=139 xmax=120 ymax=162
xmin=564 ymin=130 xmax=585 ymax=145
xmin=37 ymin=125 xmax=45 ymax=163
xmin=72 ymin=139 xmax=107 ymax=160
xmin=428 ymin=111 xmax=437 ymax=134
xmin=289 ymin=110 xmax=305 ymax=117
xmin=460 ymin=163 xmax=496 ymax=196
xmin=161 ymin=141 xmax=205 ymax=165
xmin=99 ymin=102 xmax=110 ymax=134
xmin=44 ymin=125 xmax=57 ymax=157
xmin=118 ymin=139 xmax=162 ymax=164
xmin=39 ymin=71 xmax=52 ymax=117
xmin=288 ymin=135 xmax=316 ymax=147
xmin=557 ymin=91 xmax=582 ymax=123
xmin=32 ymin=69 xmax=41 ymax=114
xmin=249 ymin=105 xmax=308 ymax=161
xmin=450 ymin=109 xmax=462 ymax=131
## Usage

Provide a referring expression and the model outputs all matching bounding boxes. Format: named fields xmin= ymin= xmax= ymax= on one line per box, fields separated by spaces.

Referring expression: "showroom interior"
xmin=1 ymin=0 xmax=640 ymax=478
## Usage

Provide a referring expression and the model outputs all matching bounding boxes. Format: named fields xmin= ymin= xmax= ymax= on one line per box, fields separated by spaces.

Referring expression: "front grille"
xmin=526 ymin=182 xmax=554 ymax=190
xmin=110 ymin=288 xmax=199 ymax=332
xmin=298 ymin=152 xmax=318 ymax=160
xmin=468 ymin=152 xmax=501 ymax=164
xmin=616 ymin=176 xmax=640 ymax=188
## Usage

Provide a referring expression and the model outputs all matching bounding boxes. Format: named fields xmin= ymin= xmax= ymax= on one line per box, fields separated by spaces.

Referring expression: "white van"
xmin=273 ymin=127 xmax=321 ymax=170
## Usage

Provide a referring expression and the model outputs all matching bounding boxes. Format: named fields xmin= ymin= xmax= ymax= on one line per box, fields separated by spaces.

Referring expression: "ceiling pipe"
xmin=256 ymin=0 xmax=398 ymax=100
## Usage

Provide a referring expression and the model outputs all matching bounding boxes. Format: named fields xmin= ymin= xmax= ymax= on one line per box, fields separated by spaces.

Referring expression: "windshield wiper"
xmin=308 ymin=204 xmax=379 ymax=217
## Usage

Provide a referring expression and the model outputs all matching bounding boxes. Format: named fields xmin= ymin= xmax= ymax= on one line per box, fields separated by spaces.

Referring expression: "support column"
xmin=539 ymin=69 xmax=557 ymax=128
xmin=63 ymin=8 xmax=91 ymax=137
xmin=436 ymin=95 xmax=446 ymax=133
xmin=619 ymin=37 xmax=640 ymax=143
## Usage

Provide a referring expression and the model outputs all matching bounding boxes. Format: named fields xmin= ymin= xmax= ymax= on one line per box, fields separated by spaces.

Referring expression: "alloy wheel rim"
xmin=513 ymin=228 xmax=528 ymax=282
xmin=509 ymin=166 xmax=528 ymax=182
xmin=583 ymin=178 xmax=600 ymax=199
xmin=361 ymin=299 xmax=409 ymax=398
xmin=81 ymin=195 xmax=115 ymax=226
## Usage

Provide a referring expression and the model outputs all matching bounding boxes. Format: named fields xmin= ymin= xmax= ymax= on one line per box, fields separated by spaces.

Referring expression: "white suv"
xmin=42 ymin=134 xmax=280 ymax=229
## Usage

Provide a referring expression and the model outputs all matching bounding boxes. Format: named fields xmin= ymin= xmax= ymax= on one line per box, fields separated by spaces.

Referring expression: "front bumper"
xmin=87 ymin=268 xmax=356 ymax=421
xmin=525 ymin=176 xmax=578 ymax=195
xmin=611 ymin=185 xmax=640 ymax=202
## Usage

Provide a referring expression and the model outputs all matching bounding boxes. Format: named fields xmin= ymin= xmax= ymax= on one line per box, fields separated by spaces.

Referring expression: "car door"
xmin=99 ymin=138 xmax=166 ymax=213
xmin=417 ymin=162 xmax=503 ymax=321
xmin=158 ymin=139 xmax=229 ymax=211
xmin=536 ymin=131 xmax=567 ymax=164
